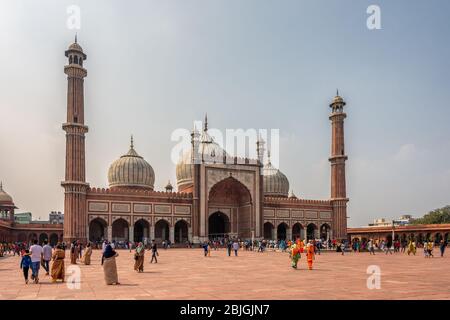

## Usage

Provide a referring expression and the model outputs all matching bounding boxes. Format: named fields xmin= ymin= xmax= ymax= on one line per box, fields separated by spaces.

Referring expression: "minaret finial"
xmin=204 ymin=113 xmax=208 ymax=131
xmin=0 ymin=181 xmax=2 ymax=190
xmin=130 ymin=134 xmax=134 ymax=149
xmin=75 ymin=32 xmax=78 ymax=43
xmin=336 ymin=88 xmax=339 ymax=96
xmin=267 ymin=150 xmax=271 ymax=164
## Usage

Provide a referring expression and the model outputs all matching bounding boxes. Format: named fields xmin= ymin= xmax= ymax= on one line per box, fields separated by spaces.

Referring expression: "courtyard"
xmin=0 ymin=248 xmax=449 ymax=300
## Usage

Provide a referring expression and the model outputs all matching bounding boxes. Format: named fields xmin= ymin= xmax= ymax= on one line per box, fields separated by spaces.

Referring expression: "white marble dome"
xmin=176 ymin=123 xmax=229 ymax=191
xmin=263 ymin=160 xmax=290 ymax=197
xmin=108 ymin=138 xmax=155 ymax=190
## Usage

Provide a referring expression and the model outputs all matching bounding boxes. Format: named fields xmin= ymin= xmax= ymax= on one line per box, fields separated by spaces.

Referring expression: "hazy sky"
xmin=1 ymin=0 xmax=449 ymax=227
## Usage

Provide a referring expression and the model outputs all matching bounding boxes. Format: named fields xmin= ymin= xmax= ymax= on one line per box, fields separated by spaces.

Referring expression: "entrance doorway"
xmin=208 ymin=211 xmax=230 ymax=239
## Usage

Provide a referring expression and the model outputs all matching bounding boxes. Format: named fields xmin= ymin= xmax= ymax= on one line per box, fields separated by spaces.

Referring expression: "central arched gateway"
xmin=208 ymin=177 xmax=252 ymax=239
xmin=208 ymin=211 xmax=230 ymax=239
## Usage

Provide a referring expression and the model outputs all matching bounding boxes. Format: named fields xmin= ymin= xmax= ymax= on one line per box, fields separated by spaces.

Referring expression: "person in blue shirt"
xmin=202 ymin=242 xmax=209 ymax=257
xmin=20 ymin=250 xmax=32 ymax=284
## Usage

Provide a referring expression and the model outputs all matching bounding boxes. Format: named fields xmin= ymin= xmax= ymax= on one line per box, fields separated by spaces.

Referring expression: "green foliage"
xmin=412 ymin=205 xmax=450 ymax=224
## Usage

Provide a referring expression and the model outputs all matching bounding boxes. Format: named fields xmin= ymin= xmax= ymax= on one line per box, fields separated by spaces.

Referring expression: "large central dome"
xmin=108 ymin=137 xmax=155 ymax=190
xmin=176 ymin=117 xmax=229 ymax=192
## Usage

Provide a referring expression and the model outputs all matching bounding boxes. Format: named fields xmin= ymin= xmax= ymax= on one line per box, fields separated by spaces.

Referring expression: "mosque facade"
xmin=59 ymin=39 xmax=349 ymax=245
xmin=0 ymin=39 xmax=348 ymax=245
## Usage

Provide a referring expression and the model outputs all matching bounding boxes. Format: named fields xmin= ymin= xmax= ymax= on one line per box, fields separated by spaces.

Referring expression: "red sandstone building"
xmin=2 ymin=39 xmax=449 ymax=246
xmin=347 ymin=224 xmax=450 ymax=244
xmin=1 ymin=39 xmax=350 ymax=245
xmin=0 ymin=183 xmax=63 ymax=244
xmin=60 ymin=39 xmax=349 ymax=245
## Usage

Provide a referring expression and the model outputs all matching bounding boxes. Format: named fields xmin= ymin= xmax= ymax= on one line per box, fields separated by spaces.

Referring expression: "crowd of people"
xmin=1 ymin=234 xmax=448 ymax=286
xmin=350 ymin=238 xmax=447 ymax=257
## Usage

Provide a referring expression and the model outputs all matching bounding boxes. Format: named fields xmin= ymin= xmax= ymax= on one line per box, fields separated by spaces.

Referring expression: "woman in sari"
xmin=133 ymin=242 xmax=145 ymax=273
xmin=102 ymin=244 xmax=120 ymax=285
xmin=81 ymin=242 xmax=92 ymax=265
xmin=70 ymin=241 xmax=78 ymax=264
xmin=407 ymin=240 xmax=416 ymax=256
xmin=51 ymin=243 xmax=65 ymax=282
xmin=306 ymin=240 xmax=315 ymax=270
xmin=290 ymin=244 xmax=301 ymax=269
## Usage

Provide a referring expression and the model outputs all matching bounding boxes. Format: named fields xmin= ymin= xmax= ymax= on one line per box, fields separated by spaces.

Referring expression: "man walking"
xmin=385 ymin=242 xmax=393 ymax=255
xmin=77 ymin=240 xmax=83 ymax=259
xmin=368 ymin=239 xmax=375 ymax=255
xmin=440 ymin=239 xmax=446 ymax=257
xmin=226 ymin=240 xmax=232 ymax=257
xmin=29 ymin=240 xmax=43 ymax=284
xmin=42 ymin=240 xmax=53 ymax=276
xmin=232 ymin=240 xmax=239 ymax=256
xmin=150 ymin=240 xmax=158 ymax=263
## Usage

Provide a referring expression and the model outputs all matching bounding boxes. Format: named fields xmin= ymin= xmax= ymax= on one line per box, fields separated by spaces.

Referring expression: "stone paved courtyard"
xmin=1 ymin=248 xmax=449 ymax=300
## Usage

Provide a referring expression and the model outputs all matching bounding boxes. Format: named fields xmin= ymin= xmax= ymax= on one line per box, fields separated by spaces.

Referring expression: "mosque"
xmin=1 ymin=38 xmax=350 ymax=245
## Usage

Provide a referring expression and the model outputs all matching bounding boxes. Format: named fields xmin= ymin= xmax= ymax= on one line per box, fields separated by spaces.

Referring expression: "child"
xmin=20 ymin=250 xmax=32 ymax=284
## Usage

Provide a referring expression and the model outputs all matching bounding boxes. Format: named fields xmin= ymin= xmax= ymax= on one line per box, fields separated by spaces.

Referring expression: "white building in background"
xmin=368 ymin=215 xmax=414 ymax=227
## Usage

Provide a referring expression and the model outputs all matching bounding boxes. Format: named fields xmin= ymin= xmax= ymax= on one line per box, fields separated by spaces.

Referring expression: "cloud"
xmin=393 ymin=143 xmax=417 ymax=162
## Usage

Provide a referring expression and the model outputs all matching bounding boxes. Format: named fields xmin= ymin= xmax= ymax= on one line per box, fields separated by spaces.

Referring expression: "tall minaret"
xmin=329 ymin=90 xmax=348 ymax=240
xmin=61 ymin=37 xmax=89 ymax=244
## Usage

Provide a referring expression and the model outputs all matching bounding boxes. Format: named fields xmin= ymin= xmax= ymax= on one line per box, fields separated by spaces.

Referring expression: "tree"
xmin=412 ymin=205 xmax=450 ymax=224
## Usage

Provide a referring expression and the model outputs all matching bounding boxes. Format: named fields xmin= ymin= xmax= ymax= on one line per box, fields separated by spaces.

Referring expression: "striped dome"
xmin=263 ymin=160 xmax=289 ymax=197
xmin=108 ymin=138 xmax=155 ymax=190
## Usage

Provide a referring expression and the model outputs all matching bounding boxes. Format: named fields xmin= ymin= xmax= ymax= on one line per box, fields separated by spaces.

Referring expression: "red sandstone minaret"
xmin=329 ymin=90 xmax=348 ymax=240
xmin=61 ymin=36 xmax=89 ymax=244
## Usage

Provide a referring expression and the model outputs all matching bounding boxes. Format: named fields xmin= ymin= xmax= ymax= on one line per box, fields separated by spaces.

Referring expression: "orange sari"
xmin=306 ymin=244 xmax=315 ymax=270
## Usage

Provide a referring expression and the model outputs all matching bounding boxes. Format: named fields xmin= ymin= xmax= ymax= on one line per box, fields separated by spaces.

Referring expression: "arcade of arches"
xmin=0 ymin=230 xmax=62 ymax=245
xmin=87 ymin=217 xmax=191 ymax=244
xmin=207 ymin=177 xmax=253 ymax=239
xmin=348 ymin=225 xmax=450 ymax=245
xmin=263 ymin=222 xmax=331 ymax=241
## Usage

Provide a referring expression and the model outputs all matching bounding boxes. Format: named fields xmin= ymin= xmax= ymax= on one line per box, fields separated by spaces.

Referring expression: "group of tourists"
xmin=0 ymin=242 xmax=34 ymax=257
xmin=19 ymin=240 xmax=66 ymax=284
xmin=358 ymin=238 xmax=447 ymax=257
xmin=15 ymin=238 xmax=95 ymax=285
xmin=201 ymin=239 xmax=240 ymax=257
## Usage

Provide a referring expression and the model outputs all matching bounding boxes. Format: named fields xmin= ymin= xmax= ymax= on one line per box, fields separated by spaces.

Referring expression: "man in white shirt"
xmin=29 ymin=239 xmax=43 ymax=283
xmin=42 ymin=240 xmax=53 ymax=276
